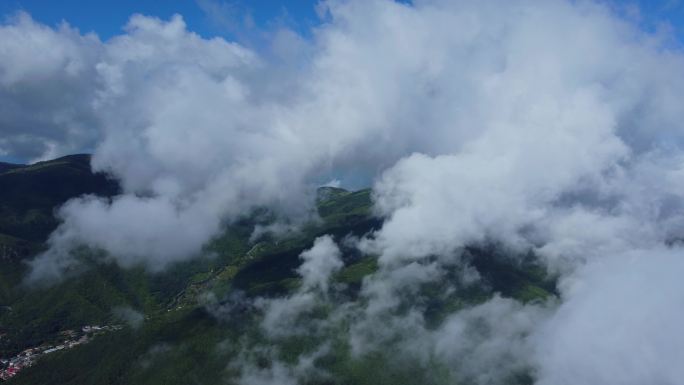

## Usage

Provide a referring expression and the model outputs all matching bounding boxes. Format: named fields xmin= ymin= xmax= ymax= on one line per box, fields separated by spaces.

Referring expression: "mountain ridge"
xmin=0 ymin=154 xmax=555 ymax=385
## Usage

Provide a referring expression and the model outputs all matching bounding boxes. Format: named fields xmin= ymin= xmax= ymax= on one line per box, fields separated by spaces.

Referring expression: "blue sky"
xmin=2 ymin=0 xmax=684 ymax=46
xmin=0 ymin=0 xmax=322 ymax=42
xmin=621 ymin=0 xmax=684 ymax=45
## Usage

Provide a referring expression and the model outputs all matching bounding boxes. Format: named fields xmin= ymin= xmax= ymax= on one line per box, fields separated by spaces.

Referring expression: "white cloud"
xmin=297 ymin=235 xmax=343 ymax=292
xmin=4 ymin=1 xmax=684 ymax=383
xmin=259 ymin=236 xmax=342 ymax=337
xmin=534 ymin=247 xmax=684 ymax=385
xmin=112 ymin=306 xmax=145 ymax=329
xmin=433 ymin=297 xmax=548 ymax=385
xmin=0 ymin=12 xmax=102 ymax=161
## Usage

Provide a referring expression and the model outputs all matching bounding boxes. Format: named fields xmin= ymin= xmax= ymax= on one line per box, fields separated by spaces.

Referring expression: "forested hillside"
xmin=0 ymin=156 xmax=555 ymax=385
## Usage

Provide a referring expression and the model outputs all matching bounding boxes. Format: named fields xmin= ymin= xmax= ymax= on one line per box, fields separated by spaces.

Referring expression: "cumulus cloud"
xmin=4 ymin=0 xmax=684 ymax=383
xmin=361 ymin=0 xmax=684 ymax=266
xmin=432 ymin=297 xmax=548 ymax=385
xmin=4 ymin=0 xmax=682 ymax=271
xmin=297 ymin=235 xmax=343 ymax=292
xmin=534 ymin=247 xmax=684 ymax=385
xmin=0 ymin=12 xmax=102 ymax=161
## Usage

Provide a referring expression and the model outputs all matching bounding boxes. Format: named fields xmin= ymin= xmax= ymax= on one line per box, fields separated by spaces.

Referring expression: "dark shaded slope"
xmin=0 ymin=154 xmax=120 ymax=242
xmin=0 ymin=162 xmax=22 ymax=174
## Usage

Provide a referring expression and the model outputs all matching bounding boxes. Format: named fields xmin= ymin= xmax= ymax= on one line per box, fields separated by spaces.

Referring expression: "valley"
xmin=0 ymin=155 xmax=555 ymax=385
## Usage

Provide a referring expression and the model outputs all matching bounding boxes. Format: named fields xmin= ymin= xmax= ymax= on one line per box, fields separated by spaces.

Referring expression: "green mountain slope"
xmin=0 ymin=155 xmax=557 ymax=385
xmin=0 ymin=155 xmax=122 ymax=358
xmin=0 ymin=154 xmax=119 ymax=242
xmin=0 ymin=163 xmax=22 ymax=174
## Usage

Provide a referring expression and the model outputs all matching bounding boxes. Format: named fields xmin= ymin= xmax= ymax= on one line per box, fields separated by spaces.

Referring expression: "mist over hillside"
xmin=2 ymin=0 xmax=684 ymax=384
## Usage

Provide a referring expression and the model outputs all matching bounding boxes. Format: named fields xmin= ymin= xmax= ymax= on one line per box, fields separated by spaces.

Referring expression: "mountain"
xmin=0 ymin=155 xmax=556 ymax=385
xmin=0 ymin=154 xmax=120 ymax=308
xmin=0 ymin=154 xmax=120 ymax=243
xmin=0 ymin=163 xmax=22 ymax=174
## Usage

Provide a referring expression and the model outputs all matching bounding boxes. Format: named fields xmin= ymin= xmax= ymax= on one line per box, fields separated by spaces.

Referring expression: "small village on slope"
xmin=0 ymin=325 xmax=122 ymax=381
